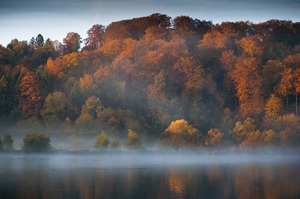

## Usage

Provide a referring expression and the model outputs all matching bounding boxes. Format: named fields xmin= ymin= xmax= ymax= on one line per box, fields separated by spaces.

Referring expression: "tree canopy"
xmin=1 ymin=14 xmax=300 ymax=148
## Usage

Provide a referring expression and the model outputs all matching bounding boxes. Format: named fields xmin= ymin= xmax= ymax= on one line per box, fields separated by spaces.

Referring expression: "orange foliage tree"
xmin=229 ymin=57 xmax=264 ymax=117
xmin=18 ymin=73 xmax=43 ymax=119
xmin=239 ymin=35 xmax=264 ymax=58
xmin=240 ymin=130 xmax=277 ymax=148
xmin=205 ymin=128 xmax=224 ymax=147
xmin=277 ymin=68 xmax=300 ymax=115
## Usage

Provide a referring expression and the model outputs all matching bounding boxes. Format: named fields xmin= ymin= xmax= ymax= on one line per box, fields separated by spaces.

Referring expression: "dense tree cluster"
xmin=23 ymin=133 xmax=51 ymax=152
xmin=1 ymin=14 xmax=300 ymax=149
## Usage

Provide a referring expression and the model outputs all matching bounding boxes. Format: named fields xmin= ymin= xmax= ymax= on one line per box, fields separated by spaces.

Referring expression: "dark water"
xmin=0 ymin=152 xmax=300 ymax=199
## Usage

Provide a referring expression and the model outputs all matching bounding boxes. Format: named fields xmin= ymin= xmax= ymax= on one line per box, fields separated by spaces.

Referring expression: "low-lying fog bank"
xmin=1 ymin=150 xmax=300 ymax=170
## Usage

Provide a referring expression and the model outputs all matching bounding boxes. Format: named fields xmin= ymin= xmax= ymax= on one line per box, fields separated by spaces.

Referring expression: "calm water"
xmin=0 ymin=152 xmax=300 ymax=199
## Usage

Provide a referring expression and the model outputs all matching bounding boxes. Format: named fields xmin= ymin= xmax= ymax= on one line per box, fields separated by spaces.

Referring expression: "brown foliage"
xmin=205 ymin=128 xmax=224 ymax=147
xmin=18 ymin=73 xmax=43 ymax=119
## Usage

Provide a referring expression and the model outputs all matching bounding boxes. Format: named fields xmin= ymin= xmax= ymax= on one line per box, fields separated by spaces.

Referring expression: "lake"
xmin=0 ymin=152 xmax=300 ymax=199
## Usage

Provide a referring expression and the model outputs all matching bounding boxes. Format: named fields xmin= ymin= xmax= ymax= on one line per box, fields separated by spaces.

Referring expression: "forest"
xmin=0 ymin=13 xmax=300 ymax=150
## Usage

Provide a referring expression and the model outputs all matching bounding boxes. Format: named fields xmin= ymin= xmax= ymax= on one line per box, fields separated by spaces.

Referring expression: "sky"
xmin=0 ymin=0 xmax=299 ymax=46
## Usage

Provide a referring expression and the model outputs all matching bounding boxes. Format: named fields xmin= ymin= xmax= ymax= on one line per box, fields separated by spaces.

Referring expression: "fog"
xmin=1 ymin=151 xmax=298 ymax=171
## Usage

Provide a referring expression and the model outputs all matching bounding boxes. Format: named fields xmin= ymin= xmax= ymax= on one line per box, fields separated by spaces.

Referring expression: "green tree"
xmin=0 ymin=45 xmax=15 ymax=65
xmin=82 ymin=96 xmax=102 ymax=118
xmin=94 ymin=131 xmax=110 ymax=149
xmin=7 ymin=39 xmax=32 ymax=66
xmin=3 ymin=135 xmax=14 ymax=151
xmin=36 ymin=34 xmax=44 ymax=47
xmin=42 ymin=91 xmax=68 ymax=121
xmin=23 ymin=133 xmax=51 ymax=152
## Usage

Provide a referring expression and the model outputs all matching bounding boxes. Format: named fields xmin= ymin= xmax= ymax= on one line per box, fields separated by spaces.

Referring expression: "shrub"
xmin=126 ymin=129 xmax=141 ymax=148
xmin=3 ymin=135 xmax=13 ymax=151
xmin=240 ymin=130 xmax=277 ymax=148
xmin=23 ymin=133 xmax=51 ymax=152
xmin=232 ymin=118 xmax=256 ymax=143
xmin=75 ymin=113 xmax=95 ymax=129
xmin=110 ymin=139 xmax=120 ymax=149
xmin=162 ymin=119 xmax=201 ymax=148
xmin=264 ymin=114 xmax=300 ymax=146
xmin=94 ymin=131 xmax=110 ymax=149
xmin=205 ymin=128 xmax=224 ymax=147
xmin=0 ymin=138 xmax=3 ymax=151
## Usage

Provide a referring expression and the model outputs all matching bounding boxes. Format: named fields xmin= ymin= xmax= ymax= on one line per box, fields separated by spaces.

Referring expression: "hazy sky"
xmin=0 ymin=0 xmax=299 ymax=46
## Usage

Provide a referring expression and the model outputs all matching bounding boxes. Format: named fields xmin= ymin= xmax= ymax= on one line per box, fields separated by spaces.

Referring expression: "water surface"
xmin=0 ymin=152 xmax=299 ymax=199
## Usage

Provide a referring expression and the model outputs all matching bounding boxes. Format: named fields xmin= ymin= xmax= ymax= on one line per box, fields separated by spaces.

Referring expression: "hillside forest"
xmin=1 ymin=13 xmax=300 ymax=149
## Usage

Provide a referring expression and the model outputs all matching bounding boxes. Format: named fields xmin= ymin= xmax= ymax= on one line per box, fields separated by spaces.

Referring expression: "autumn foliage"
xmin=1 ymin=14 xmax=300 ymax=149
xmin=162 ymin=119 xmax=201 ymax=148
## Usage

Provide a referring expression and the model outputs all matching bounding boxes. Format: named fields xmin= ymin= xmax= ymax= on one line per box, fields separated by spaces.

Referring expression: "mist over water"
xmin=0 ymin=151 xmax=300 ymax=199
xmin=4 ymin=151 xmax=299 ymax=168
xmin=0 ymin=152 xmax=300 ymax=199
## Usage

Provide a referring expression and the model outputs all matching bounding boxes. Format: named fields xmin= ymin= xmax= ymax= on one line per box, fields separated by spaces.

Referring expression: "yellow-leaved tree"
xmin=265 ymin=94 xmax=283 ymax=120
xmin=162 ymin=119 xmax=201 ymax=148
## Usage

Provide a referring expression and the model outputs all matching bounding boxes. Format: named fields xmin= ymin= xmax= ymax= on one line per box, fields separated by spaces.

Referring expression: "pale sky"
xmin=0 ymin=0 xmax=299 ymax=46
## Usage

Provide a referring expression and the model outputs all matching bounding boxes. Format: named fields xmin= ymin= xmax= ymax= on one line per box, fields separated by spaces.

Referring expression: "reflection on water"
xmin=0 ymin=153 xmax=299 ymax=199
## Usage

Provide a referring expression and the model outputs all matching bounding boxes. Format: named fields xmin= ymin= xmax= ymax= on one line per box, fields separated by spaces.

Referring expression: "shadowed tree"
xmin=36 ymin=34 xmax=44 ymax=47
xmin=3 ymin=135 xmax=13 ymax=151
xmin=41 ymin=91 xmax=68 ymax=121
xmin=104 ymin=13 xmax=171 ymax=41
xmin=262 ymin=60 xmax=285 ymax=96
xmin=84 ymin=24 xmax=105 ymax=50
xmin=23 ymin=133 xmax=51 ymax=152
xmin=63 ymin=32 xmax=81 ymax=54
xmin=0 ymin=45 xmax=15 ymax=65
xmin=0 ymin=75 xmax=8 ymax=116
xmin=0 ymin=138 xmax=3 ymax=151
xmin=277 ymin=68 xmax=300 ymax=115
